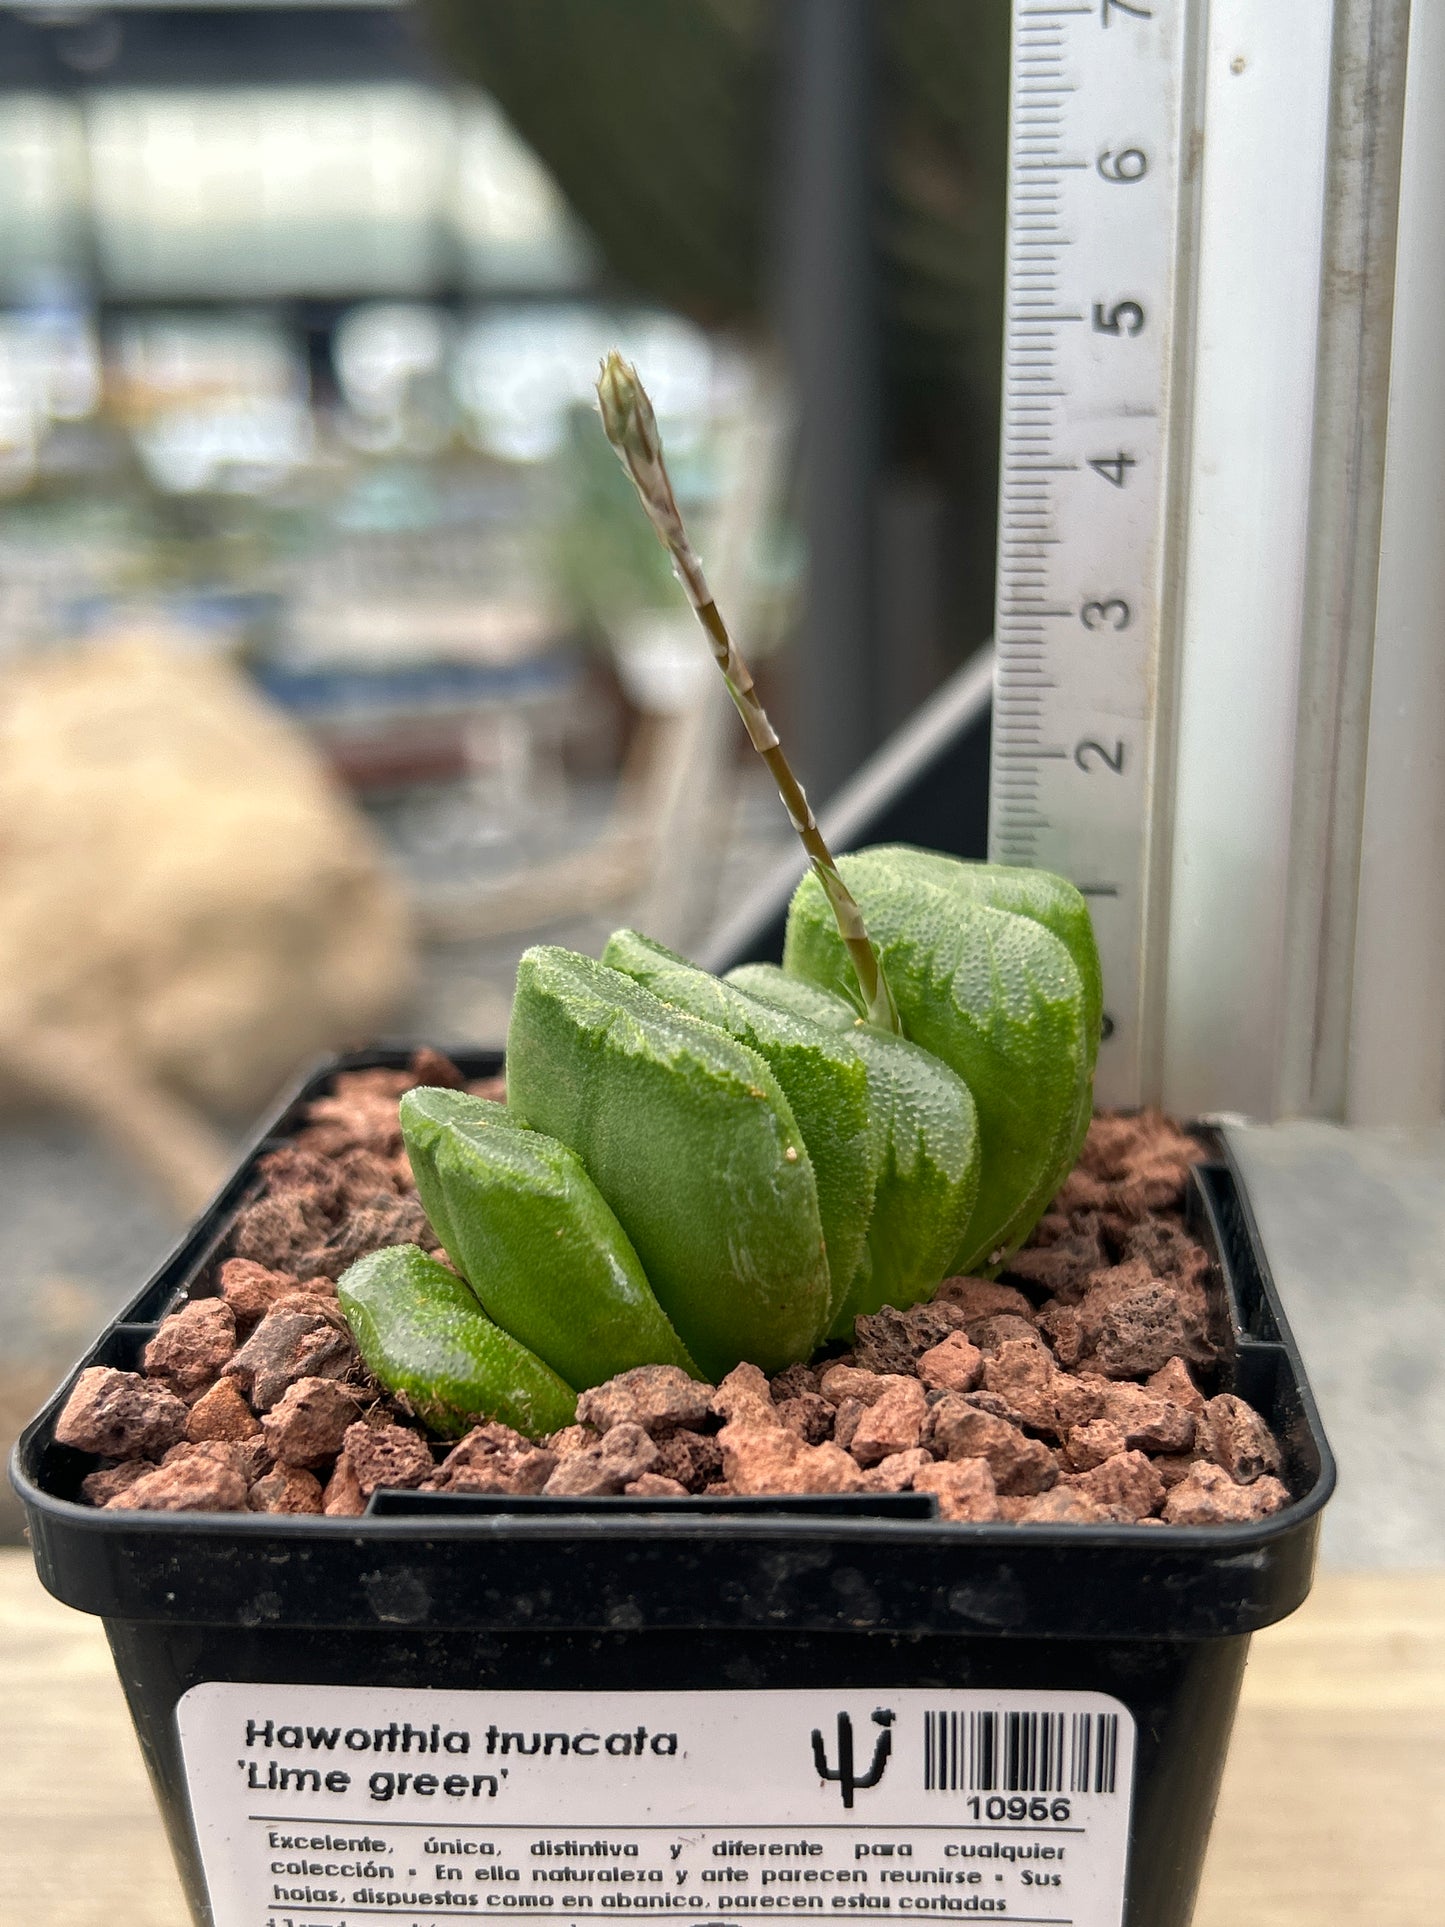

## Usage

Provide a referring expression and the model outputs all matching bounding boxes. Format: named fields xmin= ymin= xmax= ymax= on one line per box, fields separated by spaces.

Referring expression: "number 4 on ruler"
xmin=1088 ymin=453 xmax=1136 ymax=488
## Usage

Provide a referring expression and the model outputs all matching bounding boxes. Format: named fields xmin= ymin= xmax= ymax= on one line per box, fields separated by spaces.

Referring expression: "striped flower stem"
xmin=596 ymin=351 xmax=901 ymax=1035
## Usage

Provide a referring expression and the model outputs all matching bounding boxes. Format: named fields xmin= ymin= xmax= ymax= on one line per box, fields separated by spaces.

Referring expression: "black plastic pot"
xmin=13 ymin=1050 xmax=1333 ymax=1927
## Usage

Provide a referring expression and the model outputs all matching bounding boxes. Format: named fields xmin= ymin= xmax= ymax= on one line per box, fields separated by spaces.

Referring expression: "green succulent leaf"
xmin=602 ymin=927 xmax=876 ymax=1324
xmin=506 ymin=945 xmax=834 ymax=1379
xmin=337 ymin=1243 xmax=577 ymax=1440
xmin=725 ymin=963 xmax=980 ymax=1328
xmin=869 ymin=849 xmax=1102 ymax=1213
xmin=782 ymin=848 xmax=1097 ymax=1272
xmin=882 ymin=846 xmax=1103 ymax=1051
xmin=399 ymin=1085 xmax=698 ymax=1389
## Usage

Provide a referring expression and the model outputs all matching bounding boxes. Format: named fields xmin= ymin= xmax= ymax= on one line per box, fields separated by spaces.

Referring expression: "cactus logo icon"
xmin=810 ymin=1708 xmax=894 ymax=1808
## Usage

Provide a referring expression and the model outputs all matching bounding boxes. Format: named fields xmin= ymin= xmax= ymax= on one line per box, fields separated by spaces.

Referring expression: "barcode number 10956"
xmin=967 ymin=1796 xmax=1073 ymax=1824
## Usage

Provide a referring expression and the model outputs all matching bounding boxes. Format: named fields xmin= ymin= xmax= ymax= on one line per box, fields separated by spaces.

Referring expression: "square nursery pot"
xmin=12 ymin=1048 xmax=1334 ymax=1927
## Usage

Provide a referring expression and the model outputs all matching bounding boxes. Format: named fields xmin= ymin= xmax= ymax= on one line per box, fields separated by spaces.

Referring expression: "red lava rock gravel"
xmin=223 ymin=1308 xmax=356 ymax=1412
xmin=249 ymin=1465 xmax=326 ymax=1515
xmin=916 ymin=1332 xmax=983 ymax=1392
xmin=1161 ymin=1460 xmax=1291 ymax=1525
xmin=142 ymin=1298 xmax=237 ymax=1401
xmin=105 ymin=1450 xmax=250 ymax=1514
xmin=261 ymin=1377 xmax=363 ymax=1467
xmin=339 ymin=1420 xmax=434 ymax=1497
xmin=912 ymin=1459 xmax=1000 ymax=1523
xmin=53 ymin=1057 xmax=1289 ymax=1529
xmin=575 ymin=1365 xmax=714 ymax=1437
xmin=56 ymin=1366 xmax=188 ymax=1459
xmin=186 ymin=1378 xmax=262 ymax=1443
xmin=430 ymin=1423 xmax=557 ymax=1496
xmin=542 ymin=1421 xmax=659 ymax=1496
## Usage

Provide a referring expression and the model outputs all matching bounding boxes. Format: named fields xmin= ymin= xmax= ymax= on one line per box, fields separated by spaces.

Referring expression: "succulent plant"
xmin=338 ymin=360 xmax=1100 ymax=1434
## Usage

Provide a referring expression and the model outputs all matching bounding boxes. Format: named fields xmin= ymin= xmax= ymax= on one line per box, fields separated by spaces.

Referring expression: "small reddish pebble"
xmin=80 ymin=1461 xmax=153 ymax=1507
xmin=143 ymin=1299 xmax=238 ymax=1400
xmin=928 ymin=1398 xmax=1057 ymax=1496
xmin=434 ymin=1423 xmax=558 ymax=1496
xmin=933 ymin=1277 xmax=1037 ymax=1324
xmin=322 ymin=1453 xmax=366 ymax=1517
xmin=847 ymin=1377 xmax=929 ymax=1466
xmin=860 ymin=1448 xmax=934 ymax=1493
xmin=186 ymin=1378 xmax=261 ymax=1444
xmin=1162 ymin=1461 xmax=1290 ymax=1525
xmin=981 ymin=1336 xmax=1057 ymax=1430
xmin=544 ymin=1424 xmax=600 ymax=1460
xmin=262 ymin=1377 xmax=362 ymax=1468
xmin=1017 ymin=1486 xmax=1107 ymax=1524
xmin=105 ymin=1452 xmax=248 ymax=1513
xmin=249 ymin=1465 xmax=325 ymax=1514
xmin=576 ymin=1365 xmax=715 ymax=1437
xmin=1147 ymin=1355 xmax=1206 ymax=1417
xmin=718 ymin=1425 xmax=864 ymax=1496
xmin=55 ymin=1367 xmax=188 ymax=1460
xmin=1200 ymin=1394 xmax=1283 ymax=1484
xmin=912 ymin=1459 xmax=1001 ymax=1523
xmin=1069 ymin=1449 xmax=1165 ymax=1522
xmin=543 ymin=1422 xmax=660 ymax=1496
xmin=224 ymin=1309 xmax=355 ymax=1412
xmin=818 ymin=1364 xmax=886 ymax=1408
xmin=851 ymin=1302 xmax=971 ymax=1375
xmin=710 ymin=1362 xmax=780 ymax=1430
xmin=650 ymin=1430 xmax=723 ymax=1493
xmin=340 ymin=1421 xmax=434 ymax=1496
xmin=217 ymin=1258 xmax=295 ymax=1330
xmin=916 ymin=1332 xmax=983 ymax=1393
xmin=1063 ymin=1418 xmax=1128 ymax=1472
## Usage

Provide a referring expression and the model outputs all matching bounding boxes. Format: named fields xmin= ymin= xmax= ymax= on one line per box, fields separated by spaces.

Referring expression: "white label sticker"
xmin=176 ymin=1684 xmax=1135 ymax=1927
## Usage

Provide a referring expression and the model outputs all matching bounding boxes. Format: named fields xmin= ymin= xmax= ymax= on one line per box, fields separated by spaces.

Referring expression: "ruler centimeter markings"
xmin=990 ymin=0 xmax=1191 ymax=1108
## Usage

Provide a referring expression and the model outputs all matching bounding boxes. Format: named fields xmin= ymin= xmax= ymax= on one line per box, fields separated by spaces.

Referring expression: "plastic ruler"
xmin=988 ymin=1 xmax=1347 ymax=1114
xmin=988 ymin=0 xmax=1196 ymax=1109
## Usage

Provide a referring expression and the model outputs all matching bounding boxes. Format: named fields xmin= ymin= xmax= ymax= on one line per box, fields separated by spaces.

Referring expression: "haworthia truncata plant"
xmin=334 ymin=359 xmax=1101 ymax=1436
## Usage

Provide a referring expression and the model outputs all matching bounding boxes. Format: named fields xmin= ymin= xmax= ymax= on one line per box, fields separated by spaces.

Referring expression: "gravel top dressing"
xmin=53 ymin=1050 xmax=1288 ymax=1529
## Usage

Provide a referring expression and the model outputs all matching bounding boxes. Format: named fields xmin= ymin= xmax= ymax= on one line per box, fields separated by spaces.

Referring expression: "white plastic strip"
xmin=1346 ymin=0 xmax=1445 ymax=1126
xmin=1160 ymin=2 xmax=1336 ymax=1119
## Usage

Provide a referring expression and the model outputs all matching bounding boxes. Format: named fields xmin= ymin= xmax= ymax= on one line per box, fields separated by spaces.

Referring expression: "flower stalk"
xmin=595 ymin=351 xmax=901 ymax=1035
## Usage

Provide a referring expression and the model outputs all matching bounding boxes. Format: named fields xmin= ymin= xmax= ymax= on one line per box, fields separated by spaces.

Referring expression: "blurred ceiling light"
xmin=85 ymin=85 xmax=453 ymax=298
xmin=452 ymin=95 xmax=596 ymax=292
xmin=0 ymin=77 xmax=596 ymax=302
xmin=0 ymin=94 xmax=88 ymax=298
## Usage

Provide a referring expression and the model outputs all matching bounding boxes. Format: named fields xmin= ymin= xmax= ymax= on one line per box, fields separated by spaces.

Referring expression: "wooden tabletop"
xmin=2 ymin=1553 xmax=1440 ymax=1926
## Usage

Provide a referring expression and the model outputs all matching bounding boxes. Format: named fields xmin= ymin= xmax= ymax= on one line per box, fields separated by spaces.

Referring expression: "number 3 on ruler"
xmin=1075 ymin=740 xmax=1127 ymax=774
xmin=1081 ymin=597 xmax=1131 ymax=629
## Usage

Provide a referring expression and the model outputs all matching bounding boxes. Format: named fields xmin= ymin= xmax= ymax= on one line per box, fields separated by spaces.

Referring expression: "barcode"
xmin=923 ymin=1711 xmax=1119 ymax=1794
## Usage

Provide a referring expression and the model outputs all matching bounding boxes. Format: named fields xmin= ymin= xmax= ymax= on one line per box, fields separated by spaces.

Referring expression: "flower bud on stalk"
xmin=596 ymin=352 xmax=901 ymax=1035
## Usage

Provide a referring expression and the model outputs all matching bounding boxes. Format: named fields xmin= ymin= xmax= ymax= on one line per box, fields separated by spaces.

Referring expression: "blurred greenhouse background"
xmin=0 ymin=0 xmax=1008 ymax=1529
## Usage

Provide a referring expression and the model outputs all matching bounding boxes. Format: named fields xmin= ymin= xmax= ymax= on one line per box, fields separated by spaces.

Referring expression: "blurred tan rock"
xmin=0 ymin=640 xmax=414 ymax=1201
